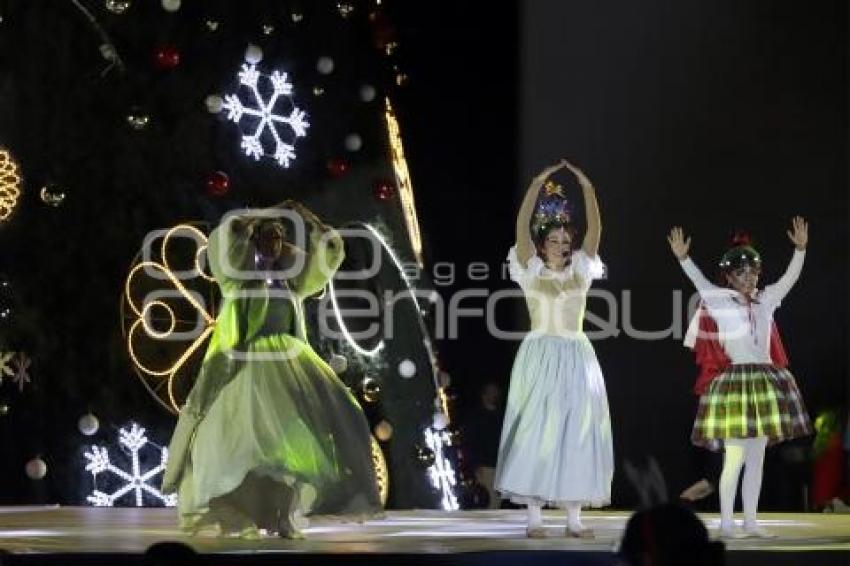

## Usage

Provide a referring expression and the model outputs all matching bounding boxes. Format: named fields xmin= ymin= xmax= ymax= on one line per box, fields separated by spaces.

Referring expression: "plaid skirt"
xmin=692 ymin=364 xmax=812 ymax=450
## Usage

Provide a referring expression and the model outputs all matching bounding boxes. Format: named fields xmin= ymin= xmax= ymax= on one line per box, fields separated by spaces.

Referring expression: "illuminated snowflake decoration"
xmin=10 ymin=352 xmax=31 ymax=392
xmin=221 ymin=63 xmax=309 ymax=167
xmin=83 ymin=422 xmax=177 ymax=507
xmin=424 ymin=427 xmax=459 ymax=511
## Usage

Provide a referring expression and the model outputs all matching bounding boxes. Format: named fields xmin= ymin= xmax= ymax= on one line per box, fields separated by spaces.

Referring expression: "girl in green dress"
xmin=162 ymin=201 xmax=381 ymax=538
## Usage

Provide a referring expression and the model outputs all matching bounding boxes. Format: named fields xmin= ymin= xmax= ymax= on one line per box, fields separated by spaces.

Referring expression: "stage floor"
xmin=0 ymin=506 xmax=848 ymax=557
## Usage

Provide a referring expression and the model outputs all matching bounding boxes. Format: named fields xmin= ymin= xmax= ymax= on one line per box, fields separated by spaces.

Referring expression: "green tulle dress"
xmin=161 ymin=214 xmax=380 ymax=535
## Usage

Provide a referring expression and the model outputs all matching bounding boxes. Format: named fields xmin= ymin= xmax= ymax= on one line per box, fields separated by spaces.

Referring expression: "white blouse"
xmin=680 ymin=249 xmax=805 ymax=364
xmin=507 ymin=246 xmax=605 ymax=337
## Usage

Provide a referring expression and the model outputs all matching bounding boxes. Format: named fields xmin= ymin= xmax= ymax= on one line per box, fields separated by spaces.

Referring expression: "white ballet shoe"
xmin=565 ymin=526 xmax=594 ymax=539
xmin=718 ymin=523 xmax=744 ymax=539
xmin=526 ymin=525 xmax=546 ymax=538
xmin=742 ymin=523 xmax=777 ymax=539
xmin=235 ymin=526 xmax=261 ymax=540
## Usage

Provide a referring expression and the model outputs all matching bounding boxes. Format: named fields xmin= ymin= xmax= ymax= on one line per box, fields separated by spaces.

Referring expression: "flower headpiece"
xmin=531 ymin=180 xmax=573 ymax=237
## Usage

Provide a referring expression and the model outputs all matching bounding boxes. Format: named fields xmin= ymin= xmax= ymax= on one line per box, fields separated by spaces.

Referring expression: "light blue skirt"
xmin=494 ymin=333 xmax=613 ymax=507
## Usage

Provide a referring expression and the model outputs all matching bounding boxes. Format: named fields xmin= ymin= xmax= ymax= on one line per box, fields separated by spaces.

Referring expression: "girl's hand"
xmin=787 ymin=216 xmax=808 ymax=250
xmin=667 ymin=226 xmax=691 ymax=260
xmin=534 ymin=159 xmax=568 ymax=181
xmin=564 ymin=160 xmax=593 ymax=189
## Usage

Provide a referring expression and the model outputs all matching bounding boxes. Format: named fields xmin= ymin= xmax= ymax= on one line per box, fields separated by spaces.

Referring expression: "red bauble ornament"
xmin=327 ymin=157 xmax=349 ymax=178
xmin=373 ymin=179 xmax=396 ymax=201
xmin=205 ymin=171 xmax=230 ymax=197
xmin=153 ymin=44 xmax=181 ymax=70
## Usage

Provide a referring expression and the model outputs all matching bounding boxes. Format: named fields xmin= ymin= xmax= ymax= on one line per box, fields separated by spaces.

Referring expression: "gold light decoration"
xmin=437 ymin=386 xmax=451 ymax=423
xmin=122 ymin=223 xmax=217 ymax=414
xmin=0 ymin=149 xmax=22 ymax=221
xmin=371 ymin=435 xmax=389 ymax=507
xmin=384 ymin=97 xmax=423 ymax=267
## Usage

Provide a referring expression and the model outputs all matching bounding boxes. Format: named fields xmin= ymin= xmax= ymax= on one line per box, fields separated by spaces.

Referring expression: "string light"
xmin=327 ymin=223 xmax=458 ymax=508
xmin=384 ymin=98 xmax=424 ymax=267
xmin=371 ymin=436 xmax=389 ymax=506
xmin=124 ymin=224 xmax=216 ymax=413
xmin=424 ymin=428 xmax=459 ymax=511
xmin=0 ymin=149 xmax=22 ymax=221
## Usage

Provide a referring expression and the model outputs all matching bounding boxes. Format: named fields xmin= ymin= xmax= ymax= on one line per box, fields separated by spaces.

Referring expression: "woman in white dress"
xmin=495 ymin=159 xmax=614 ymax=538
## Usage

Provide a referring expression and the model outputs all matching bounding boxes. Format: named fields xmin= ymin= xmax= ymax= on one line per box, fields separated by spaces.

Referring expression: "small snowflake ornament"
xmin=221 ymin=63 xmax=309 ymax=167
xmin=424 ymin=427 xmax=459 ymax=511
xmin=11 ymin=352 xmax=31 ymax=392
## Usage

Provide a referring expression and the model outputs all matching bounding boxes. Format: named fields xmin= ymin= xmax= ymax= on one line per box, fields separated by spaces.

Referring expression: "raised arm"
xmin=207 ymin=214 xmax=263 ymax=291
xmin=516 ymin=160 xmax=568 ymax=266
xmin=762 ymin=216 xmax=808 ymax=304
xmin=270 ymin=199 xmax=330 ymax=232
xmin=667 ymin=226 xmax=718 ymax=295
xmin=565 ymin=161 xmax=601 ymax=258
xmin=279 ymin=204 xmax=344 ymax=298
xmin=292 ymin=201 xmax=329 ymax=230
xmin=292 ymin=223 xmax=345 ymax=298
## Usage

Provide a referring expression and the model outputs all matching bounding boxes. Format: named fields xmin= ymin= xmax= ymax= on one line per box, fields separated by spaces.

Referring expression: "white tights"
xmin=719 ymin=437 xmax=767 ymax=529
xmin=527 ymin=502 xmax=583 ymax=530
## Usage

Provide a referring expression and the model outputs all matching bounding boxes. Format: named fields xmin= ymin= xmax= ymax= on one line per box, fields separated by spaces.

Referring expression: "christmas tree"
xmin=0 ymin=0 xmax=458 ymax=510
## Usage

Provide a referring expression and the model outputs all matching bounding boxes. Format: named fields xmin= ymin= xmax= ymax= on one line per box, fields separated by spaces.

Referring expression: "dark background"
xmin=521 ymin=0 xmax=848 ymax=507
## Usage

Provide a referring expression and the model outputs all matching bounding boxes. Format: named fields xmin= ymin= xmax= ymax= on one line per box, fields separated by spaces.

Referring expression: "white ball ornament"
xmin=344 ymin=134 xmax=363 ymax=152
xmin=204 ymin=94 xmax=224 ymax=114
xmin=25 ymin=457 xmax=47 ymax=480
xmin=398 ymin=359 xmax=416 ymax=379
xmin=317 ymin=56 xmax=335 ymax=75
xmin=245 ymin=44 xmax=264 ymax=65
xmin=161 ymin=0 xmax=181 ymax=12
xmin=78 ymin=413 xmax=100 ymax=436
xmin=359 ymin=84 xmax=376 ymax=102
